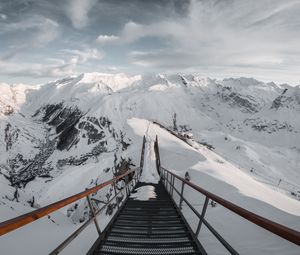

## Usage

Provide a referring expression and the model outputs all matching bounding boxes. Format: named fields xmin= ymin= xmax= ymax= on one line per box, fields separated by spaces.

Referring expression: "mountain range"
xmin=0 ymin=73 xmax=299 ymax=254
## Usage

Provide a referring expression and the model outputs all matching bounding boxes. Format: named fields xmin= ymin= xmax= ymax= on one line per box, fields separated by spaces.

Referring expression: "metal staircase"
xmin=92 ymin=181 xmax=203 ymax=255
xmin=0 ymin=136 xmax=299 ymax=255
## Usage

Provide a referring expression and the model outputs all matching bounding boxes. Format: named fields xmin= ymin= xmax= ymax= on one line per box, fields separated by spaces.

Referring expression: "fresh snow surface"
xmin=128 ymin=117 xmax=300 ymax=255
xmin=139 ymin=138 xmax=160 ymax=183
xmin=130 ymin=185 xmax=157 ymax=201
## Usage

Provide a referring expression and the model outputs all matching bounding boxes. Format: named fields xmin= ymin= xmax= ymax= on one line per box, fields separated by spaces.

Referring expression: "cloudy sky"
xmin=0 ymin=0 xmax=300 ymax=85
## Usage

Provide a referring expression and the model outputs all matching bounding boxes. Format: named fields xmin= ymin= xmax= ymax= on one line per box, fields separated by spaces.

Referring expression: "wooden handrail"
xmin=0 ymin=168 xmax=139 ymax=236
xmin=161 ymin=167 xmax=300 ymax=246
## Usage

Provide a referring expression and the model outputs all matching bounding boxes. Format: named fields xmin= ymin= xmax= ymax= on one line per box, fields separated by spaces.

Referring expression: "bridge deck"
xmin=91 ymin=181 xmax=202 ymax=255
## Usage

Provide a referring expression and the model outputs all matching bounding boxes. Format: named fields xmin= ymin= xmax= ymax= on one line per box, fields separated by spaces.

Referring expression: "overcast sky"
xmin=0 ymin=0 xmax=300 ymax=85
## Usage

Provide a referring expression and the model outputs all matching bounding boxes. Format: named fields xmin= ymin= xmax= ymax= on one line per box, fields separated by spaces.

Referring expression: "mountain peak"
xmin=78 ymin=72 xmax=142 ymax=92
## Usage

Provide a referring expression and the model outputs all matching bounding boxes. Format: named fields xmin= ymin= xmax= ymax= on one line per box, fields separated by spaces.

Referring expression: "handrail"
xmin=140 ymin=135 xmax=146 ymax=169
xmin=50 ymin=170 xmax=140 ymax=255
xmin=0 ymin=167 xmax=140 ymax=236
xmin=161 ymin=167 xmax=300 ymax=246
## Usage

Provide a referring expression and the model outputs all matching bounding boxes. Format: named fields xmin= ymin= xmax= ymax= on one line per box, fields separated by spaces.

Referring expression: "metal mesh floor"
xmin=92 ymin=181 xmax=202 ymax=255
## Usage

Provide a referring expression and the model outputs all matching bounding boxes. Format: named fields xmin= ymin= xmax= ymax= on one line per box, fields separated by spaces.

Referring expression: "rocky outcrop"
xmin=243 ymin=118 xmax=296 ymax=133
xmin=271 ymin=88 xmax=300 ymax=111
xmin=5 ymin=102 xmax=132 ymax=188
xmin=216 ymin=86 xmax=260 ymax=113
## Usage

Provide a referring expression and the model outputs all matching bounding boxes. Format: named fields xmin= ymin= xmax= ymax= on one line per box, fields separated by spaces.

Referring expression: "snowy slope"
xmin=0 ymin=73 xmax=299 ymax=254
xmin=128 ymin=118 xmax=300 ymax=254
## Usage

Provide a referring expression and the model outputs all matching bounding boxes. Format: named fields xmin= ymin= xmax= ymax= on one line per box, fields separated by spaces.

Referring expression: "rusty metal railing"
xmin=0 ymin=167 xmax=141 ymax=254
xmin=154 ymin=137 xmax=300 ymax=254
xmin=160 ymin=168 xmax=300 ymax=251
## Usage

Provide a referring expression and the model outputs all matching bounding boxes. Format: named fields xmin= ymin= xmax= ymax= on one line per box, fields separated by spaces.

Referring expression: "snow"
xmin=79 ymin=72 xmax=142 ymax=92
xmin=0 ymin=82 xmax=38 ymax=116
xmin=1 ymin=72 xmax=300 ymax=254
xmin=139 ymin=140 xmax=160 ymax=184
xmin=130 ymin=185 xmax=157 ymax=200
xmin=127 ymin=117 xmax=300 ymax=254
xmin=37 ymin=163 xmax=112 ymax=206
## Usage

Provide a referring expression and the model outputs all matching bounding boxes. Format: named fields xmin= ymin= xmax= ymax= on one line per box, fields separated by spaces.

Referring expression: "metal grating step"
xmin=99 ymin=245 xmax=198 ymax=254
xmin=110 ymin=228 xmax=188 ymax=234
xmin=115 ymin=219 xmax=183 ymax=224
xmin=108 ymin=233 xmax=191 ymax=239
xmin=111 ymin=227 xmax=187 ymax=233
xmin=103 ymin=240 xmax=195 ymax=248
xmin=91 ymin=181 xmax=202 ymax=255
xmin=114 ymin=222 xmax=185 ymax=227
xmin=124 ymin=205 xmax=175 ymax=209
xmin=106 ymin=236 xmax=191 ymax=244
xmin=120 ymin=211 xmax=179 ymax=216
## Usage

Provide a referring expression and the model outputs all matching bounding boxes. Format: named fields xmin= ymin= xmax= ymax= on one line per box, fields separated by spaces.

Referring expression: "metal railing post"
xmin=140 ymin=136 xmax=146 ymax=170
xmin=159 ymin=167 xmax=163 ymax=179
xmin=179 ymin=181 xmax=185 ymax=209
xmin=133 ymin=173 xmax=136 ymax=186
xmin=125 ymin=175 xmax=129 ymax=196
xmin=112 ymin=179 xmax=119 ymax=210
xmin=86 ymin=195 xmax=101 ymax=236
xmin=171 ymin=175 xmax=175 ymax=197
xmin=196 ymin=196 xmax=209 ymax=236
xmin=154 ymin=136 xmax=161 ymax=175
xmin=168 ymin=172 xmax=171 ymax=193
xmin=166 ymin=171 xmax=169 ymax=193
xmin=169 ymin=173 xmax=172 ymax=194
xmin=136 ymin=168 xmax=140 ymax=184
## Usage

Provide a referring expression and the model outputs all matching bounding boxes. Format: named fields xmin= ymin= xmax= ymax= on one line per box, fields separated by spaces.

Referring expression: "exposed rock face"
xmin=36 ymin=103 xmax=83 ymax=151
xmin=8 ymin=139 xmax=56 ymax=187
xmin=1 ymin=105 xmax=14 ymax=115
xmin=271 ymin=89 xmax=288 ymax=110
xmin=4 ymin=101 xmax=132 ymax=189
xmin=4 ymin=123 xmax=19 ymax=151
xmin=243 ymin=118 xmax=296 ymax=133
xmin=216 ymin=86 xmax=260 ymax=113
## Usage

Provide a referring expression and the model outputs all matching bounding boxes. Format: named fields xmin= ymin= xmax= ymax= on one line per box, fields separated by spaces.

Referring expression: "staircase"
xmin=93 ymin=181 xmax=202 ymax=255
xmin=1 ymin=136 xmax=299 ymax=255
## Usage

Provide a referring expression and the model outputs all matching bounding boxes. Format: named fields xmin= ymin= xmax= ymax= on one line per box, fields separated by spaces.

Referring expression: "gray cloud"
xmin=0 ymin=59 xmax=74 ymax=78
xmin=122 ymin=0 xmax=300 ymax=84
xmin=62 ymin=48 xmax=105 ymax=65
xmin=0 ymin=0 xmax=299 ymax=85
xmin=0 ymin=47 xmax=104 ymax=78
xmin=96 ymin=35 xmax=120 ymax=44
xmin=66 ymin=0 xmax=97 ymax=29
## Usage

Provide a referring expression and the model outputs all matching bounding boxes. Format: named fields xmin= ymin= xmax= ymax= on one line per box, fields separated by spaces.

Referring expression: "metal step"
xmin=92 ymin=181 xmax=202 ymax=255
xmin=108 ymin=232 xmax=191 ymax=239
xmin=98 ymin=245 xmax=198 ymax=254
xmin=115 ymin=219 xmax=183 ymax=225
xmin=106 ymin=236 xmax=191 ymax=244
xmin=110 ymin=228 xmax=188 ymax=234
xmin=114 ymin=222 xmax=184 ymax=228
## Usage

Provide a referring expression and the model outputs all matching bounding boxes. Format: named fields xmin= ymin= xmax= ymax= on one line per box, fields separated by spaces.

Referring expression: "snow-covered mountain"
xmin=0 ymin=73 xmax=299 ymax=254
